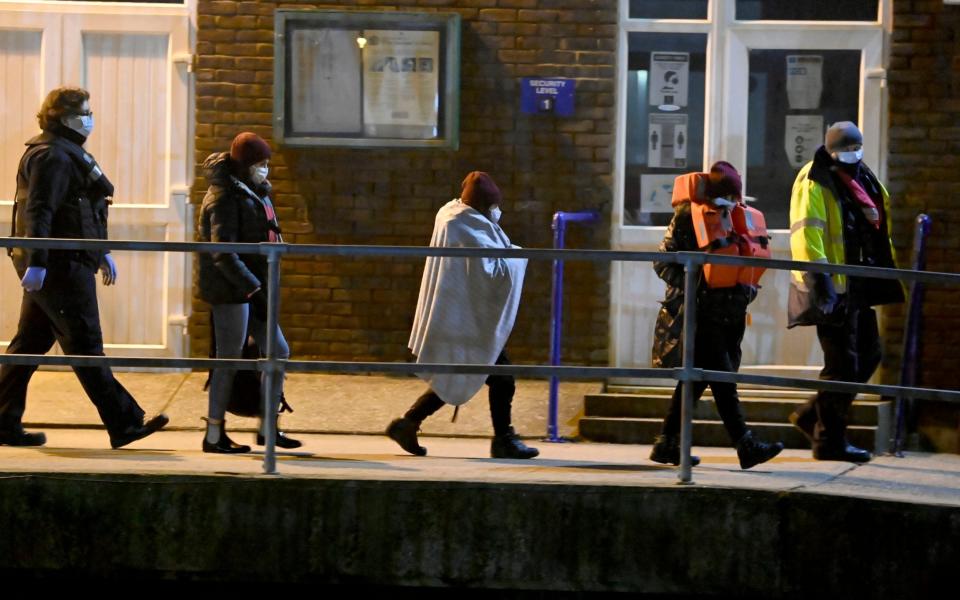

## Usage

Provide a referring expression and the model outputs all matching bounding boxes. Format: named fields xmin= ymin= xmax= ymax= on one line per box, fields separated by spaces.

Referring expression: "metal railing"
xmin=2 ymin=235 xmax=959 ymax=481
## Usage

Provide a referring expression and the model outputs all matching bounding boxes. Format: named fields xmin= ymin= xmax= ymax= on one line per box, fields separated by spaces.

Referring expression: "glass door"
xmin=611 ymin=0 xmax=889 ymax=381
xmin=722 ymin=25 xmax=885 ymax=378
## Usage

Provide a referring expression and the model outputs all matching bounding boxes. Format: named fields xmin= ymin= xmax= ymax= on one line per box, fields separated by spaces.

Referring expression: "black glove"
xmin=248 ymin=289 xmax=269 ymax=322
xmin=805 ymin=271 xmax=844 ymax=319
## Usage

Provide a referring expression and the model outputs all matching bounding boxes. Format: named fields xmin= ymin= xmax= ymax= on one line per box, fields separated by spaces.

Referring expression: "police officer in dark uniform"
xmin=0 ymin=87 xmax=168 ymax=448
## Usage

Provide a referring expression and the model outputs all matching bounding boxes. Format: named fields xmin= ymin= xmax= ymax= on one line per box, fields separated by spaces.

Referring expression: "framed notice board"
xmin=274 ymin=9 xmax=461 ymax=149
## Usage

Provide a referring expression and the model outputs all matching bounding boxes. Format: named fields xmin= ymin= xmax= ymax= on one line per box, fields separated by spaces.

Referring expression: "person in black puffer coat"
xmin=649 ymin=161 xmax=783 ymax=470
xmin=198 ymin=132 xmax=300 ymax=453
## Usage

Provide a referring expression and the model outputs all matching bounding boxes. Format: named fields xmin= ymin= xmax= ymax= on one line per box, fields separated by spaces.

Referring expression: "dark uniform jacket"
xmin=197 ymin=152 xmax=280 ymax=305
xmin=10 ymin=126 xmax=112 ymax=273
xmin=651 ymin=202 xmax=757 ymax=369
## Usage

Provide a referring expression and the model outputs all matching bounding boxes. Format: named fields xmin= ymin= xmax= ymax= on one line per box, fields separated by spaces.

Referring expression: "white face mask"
xmin=63 ymin=114 xmax=94 ymax=138
xmin=489 ymin=205 xmax=502 ymax=224
xmin=250 ymin=165 xmax=269 ymax=185
xmin=834 ymin=149 xmax=863 ymax=164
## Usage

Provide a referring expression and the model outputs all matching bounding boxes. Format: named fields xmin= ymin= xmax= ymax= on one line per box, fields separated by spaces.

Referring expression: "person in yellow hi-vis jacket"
xmin=787 ymin=122 xmax=903 ymax=463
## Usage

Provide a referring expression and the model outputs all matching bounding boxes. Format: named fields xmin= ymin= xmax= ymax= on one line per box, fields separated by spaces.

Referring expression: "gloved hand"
xmin=809 ymin=272 xmax=840 ymax=316
xmin=99 ymin=253 xmax=118 ymax=286
xmin=248 ymin=288 xmax=269 ymax=322
xmin=20 ymin=266 xmax=47 ymax=292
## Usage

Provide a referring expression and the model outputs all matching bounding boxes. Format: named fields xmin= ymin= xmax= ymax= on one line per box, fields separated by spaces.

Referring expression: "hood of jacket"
xmin=202 ymin=151 xmax=271 ymax=197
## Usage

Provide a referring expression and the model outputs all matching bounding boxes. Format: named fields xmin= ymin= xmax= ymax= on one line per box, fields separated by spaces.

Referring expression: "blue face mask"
xmin=63 ymin=114 xmax=94 ymax=138
xmin=489 ymin=205 xmax=502 ymax=224
xmin=834 ymin=149 xmax=863 ymax=164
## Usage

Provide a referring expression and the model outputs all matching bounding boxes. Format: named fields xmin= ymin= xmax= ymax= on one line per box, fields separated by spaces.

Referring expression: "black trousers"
xmin=797 ymin=306 xmax=881 ymax=449
xmin=661 ymin=313 xmax=748 ymax=445
xmin=0 ymin=260 xmax=145 ymax=435
xmin=405 ymin=351 xmax=515 ymax=436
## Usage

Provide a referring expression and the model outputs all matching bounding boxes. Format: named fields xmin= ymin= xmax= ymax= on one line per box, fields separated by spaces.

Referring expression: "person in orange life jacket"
xmin=0 ymin=87 xmax=169 ymax=449
xmin=649 ymin=161 xmax=784 ymax=470
xmin=197 ymin=132 xmax=300 ymax=453
xmin=787 ymin=122 xmax=903 ymax=463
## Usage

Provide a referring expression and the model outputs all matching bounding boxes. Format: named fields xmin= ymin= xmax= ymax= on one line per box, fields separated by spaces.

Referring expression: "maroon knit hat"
xmin=704 ymin=161 xmax=742 ymax=200
xmin=229 ymin=132 xmax=271 ymax=168
xmin=460 ymin=171 xmax=502 ymax=207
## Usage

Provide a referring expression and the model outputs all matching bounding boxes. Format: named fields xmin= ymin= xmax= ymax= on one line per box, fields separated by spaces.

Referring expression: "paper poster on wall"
xmin=784 ymin=115 xmax=824 ymax=168
xmin=648 ymin=113 xmax=688 ymax=169
xmin=290 ymin=29 xmax=363 ymax=133
xmin=649 ymin=52 xmax=689 ymax=110
xmin=362 ymin=29 xmax=440 ymax=137
xmin=786 ymin=55 xmax=823 ymax=110
xmin=641 ymin=174 xmax=678 ymax=214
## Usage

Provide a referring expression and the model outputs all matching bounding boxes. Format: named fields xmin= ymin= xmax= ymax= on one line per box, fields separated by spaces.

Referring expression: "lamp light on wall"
xmin=356 ymin=36 xmax=367 ymax=49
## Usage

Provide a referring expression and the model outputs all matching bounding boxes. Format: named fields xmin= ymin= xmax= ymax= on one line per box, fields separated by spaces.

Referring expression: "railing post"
xmin=546 ymin=210 xmax=599 ymax=443
xmin=547 ymin=213 xmax=567 ymax=442
xmin=893 ymin=214 xmax=932 ymax=456
xmin=678 ymin=253 xmax=699 ymax=484
xmin=262 ymin=245 xmax=284 ymax=475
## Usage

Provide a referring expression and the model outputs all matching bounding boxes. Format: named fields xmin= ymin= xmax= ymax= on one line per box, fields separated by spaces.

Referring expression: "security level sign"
xmin=649 ymin=52 xmax=689 ymax=110
xmin=521 ymin=78 xmax=575 ymax=116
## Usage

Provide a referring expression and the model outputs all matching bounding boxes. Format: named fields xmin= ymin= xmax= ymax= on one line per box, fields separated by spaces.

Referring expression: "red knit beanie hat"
xmin=704 ymin=160 xmax=742 ymax=200
xmin=460 ymin=171 xmax=502 ymax=207
xmin=229 ymin=132 xmax=271 ymax=168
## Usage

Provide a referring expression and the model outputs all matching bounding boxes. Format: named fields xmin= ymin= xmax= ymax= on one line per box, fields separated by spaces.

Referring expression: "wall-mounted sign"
xmin=786 ymin=55 xmax=823 ymax=110
xmin=520 ymin=78 xmax=575 ymax=116
xmin=648 ymin=113 xmax=688 ymax=169
xmin=649 ymin=52 xmax=689 ymax=111
xmin=784 ymin=115 xmax=823 ymax=168
xmin=640 ymin=174 xmax=678 ymax=214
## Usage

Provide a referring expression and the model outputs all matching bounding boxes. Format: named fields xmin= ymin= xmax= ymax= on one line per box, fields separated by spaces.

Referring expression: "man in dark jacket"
xmin=649 ymin=162 xmax=783 ymax=470
xmin=787 ymin=122 xmax=903 ymax=463
xmin=0 ymin=87 xmax=168 ymax=448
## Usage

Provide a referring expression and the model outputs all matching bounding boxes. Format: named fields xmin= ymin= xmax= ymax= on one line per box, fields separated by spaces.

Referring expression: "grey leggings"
xmin=209 ymin=303 xmax=290 ymax=422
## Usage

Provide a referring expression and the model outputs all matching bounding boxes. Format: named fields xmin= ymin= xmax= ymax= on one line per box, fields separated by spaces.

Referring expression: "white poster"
xmin=290 ymin=29 xmax=363 ymax=133
xmin=649 ymin=52 xmax=689 ymax=110
xmin=786 ymin=55 xmax=823 ymax=110
xmin=648 ymin=113 xmax=688 ymax=169
xmin=641 ymin=174 xmax=678 ymax=214
xmin=362 ymin=29 xmax=440 ymax=137
xmin=784 ymin=115 xmax=824 ymax=169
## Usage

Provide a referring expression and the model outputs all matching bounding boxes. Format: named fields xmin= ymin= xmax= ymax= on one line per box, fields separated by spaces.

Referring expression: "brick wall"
xmin=190 ymin=0 xmax=617 ymax=366
xmin=889 ymin=0 xmax=960 ymax=450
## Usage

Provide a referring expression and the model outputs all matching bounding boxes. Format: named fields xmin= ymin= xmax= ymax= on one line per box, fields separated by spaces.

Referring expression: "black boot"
xmin=649 ymin=434 xmax=701 ymax=466
xmin=202 ymin=419 xmax=250 ymax=454
xmin=386 ymin=417 xmax=427 ymax=456
xmin=736 ymin=430 xmax=783 ymax=469
xmin=0 ymin=426 xmax=46 ymax=447
xmin=490 ymin=427 xmax=539 ymax=459
xmin=256 ymin=415 xmax=302 ymax=449
xmin=813 ymin=441 xmax=871 ymax=463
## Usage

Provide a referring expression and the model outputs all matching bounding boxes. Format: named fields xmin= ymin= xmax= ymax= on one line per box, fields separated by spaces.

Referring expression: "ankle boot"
xmin=490 ymin=427 xmax=539 ymax=459
xmin=736 ymin=430 xmax=783 ymax=469
xmin=386 ymin=417 xmax=427 ymax=456
xmin=256 ymin=415 xmax=302 ymax=449
xmin=649 ymin=434 xmax=701 ymax=466
xmin=202 ymin=418 xmax=251 ymax=454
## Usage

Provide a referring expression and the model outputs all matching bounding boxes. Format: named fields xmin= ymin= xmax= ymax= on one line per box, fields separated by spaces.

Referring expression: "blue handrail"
xmin=547 ymin=210 xmax=600 ymax=442
xmin=893 ymin=214 xmax=932 ymax=456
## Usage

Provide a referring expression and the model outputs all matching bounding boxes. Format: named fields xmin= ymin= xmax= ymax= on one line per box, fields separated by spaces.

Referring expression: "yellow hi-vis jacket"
xmin=788 ymin=148 xmax=901 ymax=327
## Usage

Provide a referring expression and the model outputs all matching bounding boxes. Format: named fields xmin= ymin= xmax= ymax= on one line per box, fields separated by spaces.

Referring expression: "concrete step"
xmin=584 ymin=393 xmax=890 ymax=426
xmin=605 ymin=385 xmax=818 ymax=400
xmin=579 ymin=417 xmax=887 ymax=453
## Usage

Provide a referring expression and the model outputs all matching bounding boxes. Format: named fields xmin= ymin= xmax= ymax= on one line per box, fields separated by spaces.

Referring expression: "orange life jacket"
xmin=691 ymin=201 xmax=770 ymax=288
xmin=672 ymin=172 xmax=770 ymax=289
